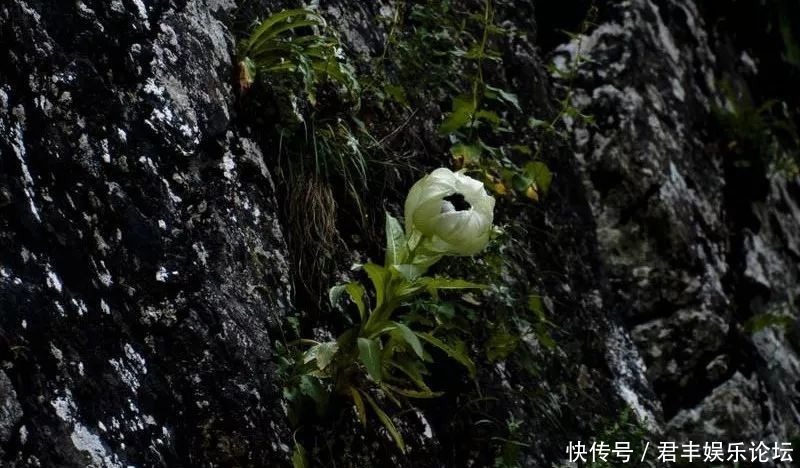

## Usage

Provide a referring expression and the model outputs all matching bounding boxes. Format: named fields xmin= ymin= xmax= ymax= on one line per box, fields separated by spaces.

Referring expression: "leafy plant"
xmin=237 ymin=8 xmax=357 ymax=101
xmin=285 ymin=169 xmax=496 ymax=452
xmin=714 ymin=79 xmax=800 ymax=177
xmin=373 ymin=0 xmax=554 ymax=203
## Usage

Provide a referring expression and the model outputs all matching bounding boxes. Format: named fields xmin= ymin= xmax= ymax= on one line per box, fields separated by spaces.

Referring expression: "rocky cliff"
xmin=1 ymin=0 xmax=798 ymax=467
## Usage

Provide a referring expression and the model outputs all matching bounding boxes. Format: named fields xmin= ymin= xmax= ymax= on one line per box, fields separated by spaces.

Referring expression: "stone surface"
xmin=1 ymin=0 xmax=291 ymax=466
xmin=563 ymin=0 xmax=800 ymax=457
xmin=0 ymin=0 xmax=798 ymax=466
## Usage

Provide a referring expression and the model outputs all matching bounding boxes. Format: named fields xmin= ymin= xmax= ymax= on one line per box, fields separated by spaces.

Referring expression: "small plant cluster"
xmin=237 ymin=8 xmax=357 ymax=105
xmin=714 ymin=80 xmax=800 ymax=178
xmin=234 ymin=1 xmax=596 ymax=464
xmin=376 ymin=0 xmax=555 ymax=202
xmin=283 ymin=168 xmax=495 ymax=454
xmin=236 ymin=7 xmax=373 ymax=296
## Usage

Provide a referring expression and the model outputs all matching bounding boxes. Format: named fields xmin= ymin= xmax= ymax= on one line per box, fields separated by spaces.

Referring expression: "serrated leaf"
xmin=361 ymin=390 xmax=406 ymax=453
xmin=385 ymin=214 xmax=407 ymax=267
xmin=416 ymin=333 xmax=476 ymax=377
xmin=392 ymin=322 xmax=424 ymax=358
xmin=357 ymin=337 xmax=383 ymax=382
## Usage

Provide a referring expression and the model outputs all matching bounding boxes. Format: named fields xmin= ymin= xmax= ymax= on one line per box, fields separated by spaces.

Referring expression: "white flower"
xmin=404 ymin=168 xmax=495 ymax=256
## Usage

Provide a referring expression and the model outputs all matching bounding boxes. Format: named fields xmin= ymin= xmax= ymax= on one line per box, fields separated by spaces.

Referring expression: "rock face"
xmin=0 ymin=1 xmax=797 ymax=467
xmin=1 ymin=0 xmax=291 ymax=465
xmin=564 ymin=0 xmax=800 ymax=451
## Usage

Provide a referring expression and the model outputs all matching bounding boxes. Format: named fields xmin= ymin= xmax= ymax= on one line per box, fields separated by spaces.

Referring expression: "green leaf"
xmin=329 ymin=284 xmax=346 ymax=307
xmin=384 ymin=83 xmax=408 ymax=105
xmin=345 ymin=282 xmax=367 ymax=321
xmin=385 ymin=213 xmax=407 ymax=267
xmin=392 ymin=322 xmax=424 ymax=358
xmin=391 ymin=264 xmax=425 ymax=281
xmin=512 ymin=144 xmax=532 ymax=155
xmin=485 ymin=84 xmax=522 ymax=111
xmin=450 ymin=143 xmax=482 ymax=165
xmin=388 ymin=359 xmax=431 ymax=391
xmin=511 ymin=173 xmax=533 ymax=193
xmin=244 ymin=9 xmax=326 ymax=54
xmin=330 ymin=282 xmax=367 ymax=321
xmin=383 ymin=384 xmax=443 ymax=399
xmin=744 ymin=313 xmax=795 ymax=333
xmin=357 ymin=337 xmax=383 ymax=382
xmin=485 ymin=330 xmax=520 ymax=362
xmin=528 ymin=117 xmax=549 ymax=129
xmin=363 ymin=263 xmax=390 ymax=309
xmin=361 ymin=390 xmax=406 ymax=453
xmin=314 ymin=341 xmax=339 ymax=370
xmin=527 ymin=295 xmax=546 ymax=321
xmin=439 ymin=95 xmax=476 ymax=134
xmin=419 ymin=277 xmax=486 ymax=298
xmin=535 ymin=323 xmax=557 ymax=350
xmin=299 ymin=375 xmax=328 ymax=415
xmin=416 ymin=333 xmax=476 ymax=377
xmin=475 ymin=110 xmax=501 ymax=128
xmin=524 ymin=161 xmax=553 ymax=194
xmin=292 ymin=442 xmax=308 ymax=468
xmin=349 ymin=386 xmax=367 ymax=427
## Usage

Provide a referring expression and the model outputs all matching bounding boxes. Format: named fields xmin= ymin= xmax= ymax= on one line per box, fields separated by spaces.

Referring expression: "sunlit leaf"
xmin=314 ymin=341 xmax=339 ymax=370
xmin=385 ymin=214 xmax=407 ymax=267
